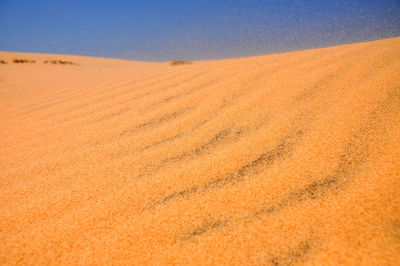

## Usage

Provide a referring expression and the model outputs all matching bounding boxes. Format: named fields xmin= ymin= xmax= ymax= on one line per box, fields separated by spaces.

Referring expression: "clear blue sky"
xmin=0 ymin=0 xmax=399 ymax=61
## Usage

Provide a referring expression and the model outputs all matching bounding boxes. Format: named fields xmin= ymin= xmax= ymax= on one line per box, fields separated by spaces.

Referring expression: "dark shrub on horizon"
xmin=169 ymin=60 xmax=192 ymax=66
xmin=13 ymin=59 xmax=31 ymax=63
xmin=47 ymin=60 xmax=77 ymax=65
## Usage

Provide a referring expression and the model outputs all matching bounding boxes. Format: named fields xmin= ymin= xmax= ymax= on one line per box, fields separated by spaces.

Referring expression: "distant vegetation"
xmin=44 ymin=60 xmax=77 ymax=65
xmin=0 ymin=58 xmax=77 ymax=65
xmin=169 ymin=60 xmax=192 ymax=66
xmin=13 ymin=59 xmax=35 ymax=63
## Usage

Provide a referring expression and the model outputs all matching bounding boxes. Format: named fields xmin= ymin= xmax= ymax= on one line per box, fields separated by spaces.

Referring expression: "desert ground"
xmin=0 ymin=37 xmax=399 ymax=265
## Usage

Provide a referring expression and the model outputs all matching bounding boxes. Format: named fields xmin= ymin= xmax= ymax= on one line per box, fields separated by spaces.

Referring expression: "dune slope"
xmin=1 ymin=37 xmax=400 ymax=265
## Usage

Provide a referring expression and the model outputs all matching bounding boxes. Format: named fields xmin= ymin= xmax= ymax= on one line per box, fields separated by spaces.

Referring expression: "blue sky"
xmin=0 ymin=0 xmax=399 ymax=61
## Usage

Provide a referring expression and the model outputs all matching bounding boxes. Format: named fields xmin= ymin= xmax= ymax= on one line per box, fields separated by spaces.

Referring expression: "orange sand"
xmin=1 ymin=37 xmax=400 ymax=265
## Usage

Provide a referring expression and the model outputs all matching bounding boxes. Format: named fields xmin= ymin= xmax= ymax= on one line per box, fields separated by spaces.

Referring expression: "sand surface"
xmin=1 ymin=37 xmax=400 ymax=265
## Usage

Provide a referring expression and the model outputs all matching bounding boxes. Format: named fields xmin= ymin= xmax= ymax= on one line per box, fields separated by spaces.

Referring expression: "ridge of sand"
xmin=1 ymin=37 xmax=400 ymax=264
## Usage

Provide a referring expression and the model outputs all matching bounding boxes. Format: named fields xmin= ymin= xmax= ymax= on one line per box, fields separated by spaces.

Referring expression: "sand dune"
xmin=1 ymin=37 xmax=400 ymax=265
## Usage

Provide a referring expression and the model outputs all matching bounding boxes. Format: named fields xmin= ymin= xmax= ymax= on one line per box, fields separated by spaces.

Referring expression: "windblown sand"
xmin=1 ymin=37 xmax=400 ymax=265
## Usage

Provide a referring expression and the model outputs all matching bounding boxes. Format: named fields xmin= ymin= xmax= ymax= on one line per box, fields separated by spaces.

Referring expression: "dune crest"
xmin=1 ymin=37 xmax=400 ymax=264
